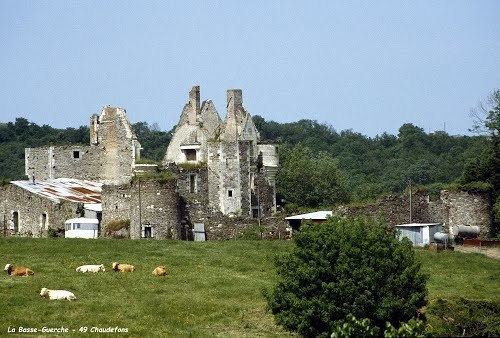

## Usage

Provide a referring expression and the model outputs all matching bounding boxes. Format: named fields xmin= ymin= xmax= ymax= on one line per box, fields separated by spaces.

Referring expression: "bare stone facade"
xmin=165 ymin=86 xmax=278 ymax=220
xmin=25 ymin=107 xmax=141 ymax=185
xmin=0 ymin=184 xmax=78 ymax=236
xmin=101 ymin=179 xmax=180 ymax=240
xmin=440 ymin=190 xmax=492 ymax=238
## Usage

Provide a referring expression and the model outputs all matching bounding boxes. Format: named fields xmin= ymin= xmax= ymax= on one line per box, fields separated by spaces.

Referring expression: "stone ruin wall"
xmin=25 ymin=146 xmax=102 ymax=182
xmin=334 ymin=191 xmax=433 ymax=226
xmin=440 ymin=190 xmax=492 ymax=238
xmin=204 ymin=216 xmax=289 ymax=240
xmin=238 ymin=141 xmax=252 ymax=217
xmin=254 ymin=171 xmax=276 ymax=218
xmin=334 ymin=190 xmax=492 ymax=238
xmin=97 ymin=107 xmax=139 ymax=184
xmin=175 ymin=166 xmax=210 ymax=223
xmin=25 ymin=107 xmax=138 ymax=185
xmin=101 ymin=179 xmax=180 ymax=240
xmin=0 ymin=184 xmax=77 ymax=237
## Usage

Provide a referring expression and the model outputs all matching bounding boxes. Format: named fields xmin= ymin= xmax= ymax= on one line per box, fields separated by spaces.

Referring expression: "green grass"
xmin=417 ymin=249 xmax=500 ymax=301
xmin=0 ymin=239 xmax=499 ymax=337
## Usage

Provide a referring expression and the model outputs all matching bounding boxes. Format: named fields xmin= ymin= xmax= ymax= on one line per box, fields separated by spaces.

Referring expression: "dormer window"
xmin=180 ymin=144 xmax=201 ymax=162
xmin=185 ymin=149 xmax=197 ymax=161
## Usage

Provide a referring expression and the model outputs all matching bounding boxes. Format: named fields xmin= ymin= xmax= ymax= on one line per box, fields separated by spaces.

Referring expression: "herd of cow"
xmin=4 ymin=262 xmax=168 ymax=301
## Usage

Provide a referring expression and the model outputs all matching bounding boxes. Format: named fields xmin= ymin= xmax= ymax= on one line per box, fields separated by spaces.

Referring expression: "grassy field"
xmin=0 ymin=238 xmax=499 ymax=337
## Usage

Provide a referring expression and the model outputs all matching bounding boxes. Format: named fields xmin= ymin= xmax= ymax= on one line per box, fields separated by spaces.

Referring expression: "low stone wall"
xmin=334 ymin=191 xmax=435 ymax=226
xmin=333 ymin=190 xmax=493 ymax=238
xmin=203 ymin=214 xmax=290 ymax=240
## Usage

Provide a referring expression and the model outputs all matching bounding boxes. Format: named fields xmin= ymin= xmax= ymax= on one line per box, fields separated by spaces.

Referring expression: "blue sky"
xmin=0 ymin=1 xmax=498 ymax=136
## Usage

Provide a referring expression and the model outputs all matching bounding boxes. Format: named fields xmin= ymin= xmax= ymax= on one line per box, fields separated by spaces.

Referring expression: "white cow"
xmin=76 ymin=264 xmax=105 ymax=273
xmin=40 ymin=288 xmax=76 ymax=301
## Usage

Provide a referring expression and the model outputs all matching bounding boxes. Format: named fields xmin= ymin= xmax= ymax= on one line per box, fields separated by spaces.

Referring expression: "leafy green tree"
xmin=277 ymin=145 xmax=349 ymax=207
xmin=465 ymin=89 xmax=500 ymax=234
xmin=467 ymin=89 xmax=500 ymax=191
xmin=132 ymin=121 xmax=172 ymax=162
xmin=265 ymin=217 xmax=427 ymax=337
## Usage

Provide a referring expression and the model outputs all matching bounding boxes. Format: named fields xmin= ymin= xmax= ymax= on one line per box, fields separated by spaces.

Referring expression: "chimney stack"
xmin=226 ymin=89 xmax=243 ymax=115
xmin=90 ymin=114 xmax=99 ymax=145
xmin=188 ymin=86 xmax=201 ymax=124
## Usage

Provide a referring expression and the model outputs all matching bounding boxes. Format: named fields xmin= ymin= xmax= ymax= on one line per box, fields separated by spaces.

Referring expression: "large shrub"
xmin=265 ymin=217 xmax=428 ymax=337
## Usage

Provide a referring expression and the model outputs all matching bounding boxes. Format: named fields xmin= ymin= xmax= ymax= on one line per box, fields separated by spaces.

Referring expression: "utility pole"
xmin=408 ymin=178 xmax=412 ymax=223
xmin=138 ymin=179 xmax=142 ymax=238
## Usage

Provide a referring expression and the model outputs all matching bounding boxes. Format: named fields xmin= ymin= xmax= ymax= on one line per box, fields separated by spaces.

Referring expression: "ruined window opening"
xmin=73 ymin=151 xmax=80 ymax=159
xmin=184 ymin=149 xmax=197 ymax=161
xmin=228 ymin=190 xmax=233 ymax=197
xmin=115 ymin=205 xmax=118 ymax=210
xmin=41 ymin=213 xmax=47 ymax=229
xmin=189 ymin=174 xmax=197 ymax=193
xmin=12 ymin=211 xmax=19 ymax=233
xmin=252 ymin=208 xmax=259 ymax=218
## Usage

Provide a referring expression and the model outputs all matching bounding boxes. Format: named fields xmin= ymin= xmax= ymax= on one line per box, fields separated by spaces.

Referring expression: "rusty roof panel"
xmin=11 ymin=178 xmax=102 ymax=205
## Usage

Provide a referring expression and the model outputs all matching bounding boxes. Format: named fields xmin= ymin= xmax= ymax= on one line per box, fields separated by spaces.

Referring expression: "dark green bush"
xmin=47 ymin=227 xmax=64 ymax=238
xmin=426 ymin=298 xmax=500 ymax=337
xmin=265 ymin=217 xmax=428 ymax=337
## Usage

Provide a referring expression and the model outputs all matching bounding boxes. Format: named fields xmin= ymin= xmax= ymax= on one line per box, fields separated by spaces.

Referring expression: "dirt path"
xmin=454 ymin=245 xmax=500 ymax=260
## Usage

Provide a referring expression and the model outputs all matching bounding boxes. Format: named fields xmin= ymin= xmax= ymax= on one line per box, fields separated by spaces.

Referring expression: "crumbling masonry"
xmin=0 ymin=87 xmax=281 ymax=239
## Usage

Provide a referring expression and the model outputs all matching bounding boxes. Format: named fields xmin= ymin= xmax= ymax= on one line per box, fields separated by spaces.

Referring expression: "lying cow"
xmin=152 ymin=266 xmax=168 ymax=276
xmin=4 ymin=264 xmax=34 ymax=276
xmin=112 ymin=262 xmax=135 ymax=272
xmin=76 ymin=264 xmax=105 ymax=273
xmin=40 ymin=288 xmax=76 ymax=301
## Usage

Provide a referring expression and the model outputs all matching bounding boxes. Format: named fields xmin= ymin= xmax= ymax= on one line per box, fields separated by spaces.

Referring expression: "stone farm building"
xmin=0 ymin=86 xmax=283 ymax=240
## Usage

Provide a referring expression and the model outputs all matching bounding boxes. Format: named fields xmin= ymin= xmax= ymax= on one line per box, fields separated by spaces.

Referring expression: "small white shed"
xmin=64 ymin=218 xmax=100 ymax=239
xmin=396 ymin=223 xmax=442 ymax=247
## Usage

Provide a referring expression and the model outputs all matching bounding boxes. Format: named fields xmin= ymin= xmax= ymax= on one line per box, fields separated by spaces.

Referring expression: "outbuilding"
xmin=64 ymin=217 xmax=100 ymax=239
xmin=395 ymin=223 xmax=442 ymax=247
xmin=285 ymin=211 xmax=333 ymax=231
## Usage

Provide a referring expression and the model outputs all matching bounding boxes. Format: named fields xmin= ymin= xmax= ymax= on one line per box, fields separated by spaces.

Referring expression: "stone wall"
xmin=25 ymin=107 xmax=139 ymax=185
xmin=200 ymin=214 xmax=290 ymax=240
xmin=334 ymin=190 xmax=493 ymax=238
xmin=0 ymin=184 xmax=78 ymax=237
xmin=238 ymin=141 xmax=252 ymax=217
xmin=176 ymin=166 xmax=210 ymax=223
xmin=254 ymin=171 xmax=275 ymax=218
xmin=440 ymin=190 xmax=492 ymax=237
xmin=101 ymin=184 xmax=132 ymax=237
xmin=25 ymin=145 xmax=102 ymax=182
xmin=334 ymin=191 xmax=433 ymax=226
xmin=101 ymin=179 xmax=180 ymax=239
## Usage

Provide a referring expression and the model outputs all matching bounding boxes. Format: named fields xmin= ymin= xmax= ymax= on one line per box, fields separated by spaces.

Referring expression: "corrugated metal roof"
xmin=285 ymin=211 xmax=333 ymax=220
xmin=65 ymin=217 xmax=100 ymax=224
xmin=396 ymin=223 xmax=442 ymax=228
xmin=11 ymin=178 xmax=102 ymax=204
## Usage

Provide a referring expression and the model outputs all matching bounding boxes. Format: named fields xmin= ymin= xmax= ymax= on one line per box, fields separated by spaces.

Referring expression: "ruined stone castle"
xmin=0 ymin=86 xmax=281 ymax=239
